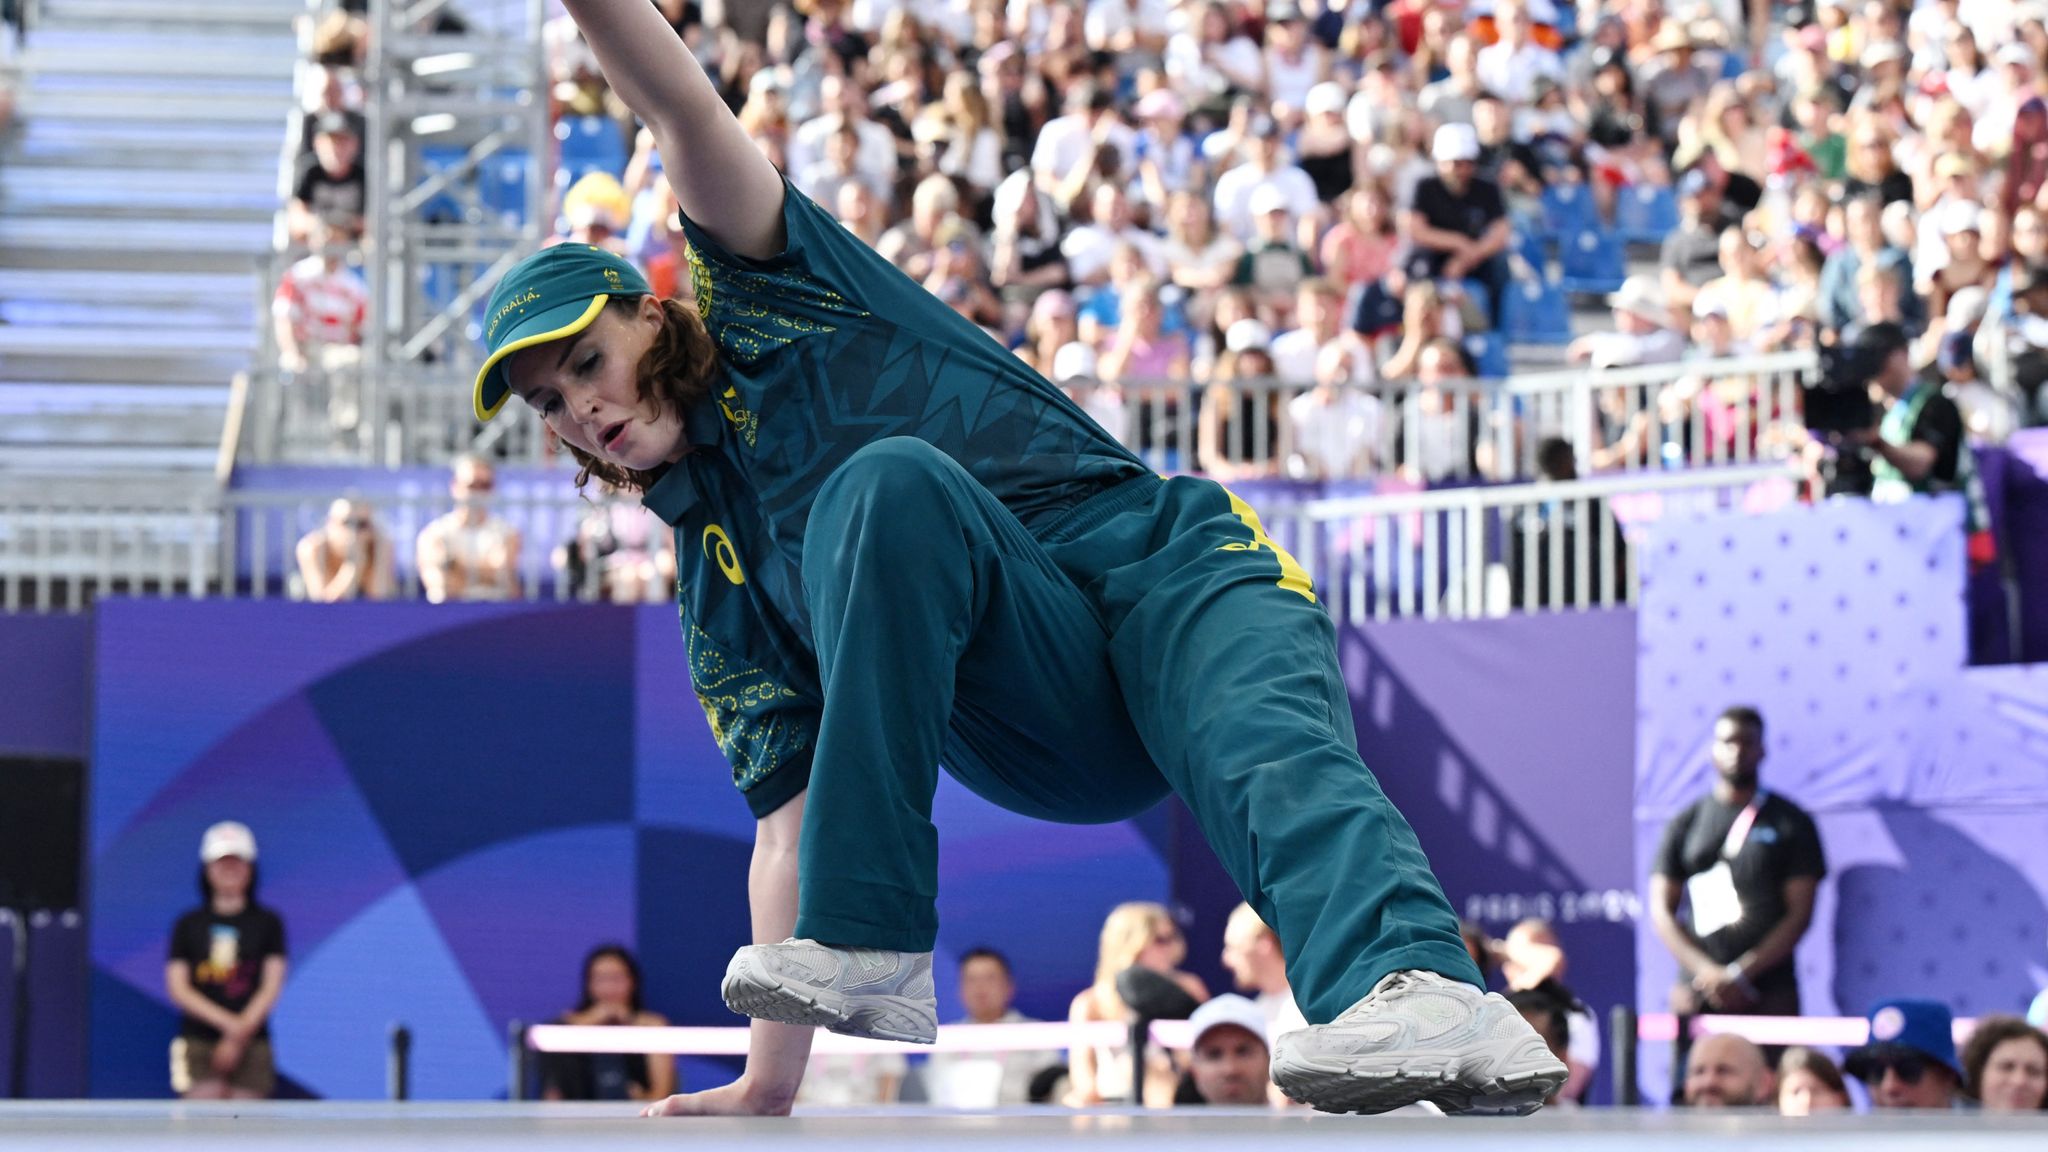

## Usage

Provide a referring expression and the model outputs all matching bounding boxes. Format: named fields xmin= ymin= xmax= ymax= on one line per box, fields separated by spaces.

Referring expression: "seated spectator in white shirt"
xmin=1031 ymin=81 xmax=1137 ymax=197
xmin=925 ymin=948 xmax=1060 ymax=1107
xmin=1270 ymin=279 xmax=1374 ymax=383
xmin=787 ymin=74 xmax=899 ymax=193
xmin=1287 ymin=342 xmax=1384 ymax=480
xmin=1211 ymin=117 xmax=1320 ymax=241
xmin=796 ymin=118 xmax=892 ymax=216
xmin=1475 ymin=0 xmax=1564 ymax=104
xmin=417 ymin=456 xmax=523 ymax=604
xmin=1165 ymin=2 xmax=1264 ymax=112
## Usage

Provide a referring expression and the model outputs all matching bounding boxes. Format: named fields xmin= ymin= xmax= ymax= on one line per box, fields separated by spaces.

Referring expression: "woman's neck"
xmin=212 ymin=893 xmax=248 ymax=916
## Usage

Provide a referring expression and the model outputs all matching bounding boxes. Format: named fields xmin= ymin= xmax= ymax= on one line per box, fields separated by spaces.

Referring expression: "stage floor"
xmin=4 ymin=1102 xmax=2046 ymax=1151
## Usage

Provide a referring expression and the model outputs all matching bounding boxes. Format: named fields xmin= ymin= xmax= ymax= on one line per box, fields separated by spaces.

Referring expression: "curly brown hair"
xmin=1962 ymin=1015 xmax=2048 ymax=1107
xmin=562 ymin=296 xmax=721 ymax=493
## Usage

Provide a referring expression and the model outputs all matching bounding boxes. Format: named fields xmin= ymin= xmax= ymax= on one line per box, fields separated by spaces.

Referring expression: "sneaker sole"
xmin=826 ymin=995 xmax=939 ymax=1045
xmin=720 ymin=960 xmax=853 ymax=1030
xmin=1271 ymin=1047 xmax=1567 ymax=1117
xmin=721 ymin=960 xmax=939 ymax=1045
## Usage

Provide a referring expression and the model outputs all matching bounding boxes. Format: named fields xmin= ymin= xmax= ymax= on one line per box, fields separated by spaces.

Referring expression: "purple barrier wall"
xmin=1634 ymin=495 xmax=2048 ymax=1104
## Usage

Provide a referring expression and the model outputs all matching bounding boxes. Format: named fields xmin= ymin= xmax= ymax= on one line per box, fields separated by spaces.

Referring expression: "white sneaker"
xmin=1270 ymin=970 xmax=1568 ymax=1115
xmin=720 ymin=938 xmax=938 ymax=1044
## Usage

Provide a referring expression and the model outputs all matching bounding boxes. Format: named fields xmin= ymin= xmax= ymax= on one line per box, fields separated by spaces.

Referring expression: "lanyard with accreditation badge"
xmin=1686 ymin=792 xmax=1768 ymax=939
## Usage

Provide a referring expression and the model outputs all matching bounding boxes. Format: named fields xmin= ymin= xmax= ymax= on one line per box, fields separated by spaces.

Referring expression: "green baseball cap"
xmin=472 ymin=244 xmax=651 ymax=422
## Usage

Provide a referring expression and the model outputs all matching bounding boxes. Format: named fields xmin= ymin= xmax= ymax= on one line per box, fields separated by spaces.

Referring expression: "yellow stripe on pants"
xmin=1222 ymin=488 xmax=1317 ymax=604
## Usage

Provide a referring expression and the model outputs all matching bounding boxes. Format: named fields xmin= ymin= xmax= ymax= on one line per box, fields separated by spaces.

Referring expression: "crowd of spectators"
xmin=497 ymin=0 xmax=2048 ymax=493
xmin=262 ymin=0 xmax=2048 ymax=603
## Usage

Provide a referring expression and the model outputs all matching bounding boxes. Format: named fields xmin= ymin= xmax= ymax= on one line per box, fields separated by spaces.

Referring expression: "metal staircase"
xmin=0 ymin=0 xmax=300 ymax=495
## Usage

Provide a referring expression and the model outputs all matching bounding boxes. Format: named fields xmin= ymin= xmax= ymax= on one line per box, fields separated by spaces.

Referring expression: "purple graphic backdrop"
xmin=1634 ymin=495 xmax=2048 ymax=1102
xmin=89 ymin=601 xmax=1168 ymax=1099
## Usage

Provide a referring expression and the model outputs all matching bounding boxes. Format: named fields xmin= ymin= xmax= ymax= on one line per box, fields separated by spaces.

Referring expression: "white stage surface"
xmin=4 ymin=1102 xmax=2045 ymax=1151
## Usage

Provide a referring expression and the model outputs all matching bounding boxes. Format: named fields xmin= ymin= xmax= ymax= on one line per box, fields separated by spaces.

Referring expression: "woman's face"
xmin=508 ymin=297 xmax=685 ymax=472
xmin=1979 ymin=1038 xmax=2048 ymax=1111
xmin=206 ymin=856 xmax=252 ymax=899
xmin=1355 ymin=189 xmax=1387 ymax=228
xmin=588 ymin=955 xmax=635 ymax=1010
xmin=1778 ymin=1068 xmax=1849 ymax=1115
xmin=1135 ymin=918 xmax=1186 ymax=971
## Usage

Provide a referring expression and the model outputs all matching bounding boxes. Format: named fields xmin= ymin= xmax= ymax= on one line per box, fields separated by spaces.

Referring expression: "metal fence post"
xmin=1609 ymin=1003 xmax=1638 ymax=1107
xmin=507 ymin=1020 xmax=529 ymax=1102
xmin=387 ymin=1023 xmax=411 ymax=1101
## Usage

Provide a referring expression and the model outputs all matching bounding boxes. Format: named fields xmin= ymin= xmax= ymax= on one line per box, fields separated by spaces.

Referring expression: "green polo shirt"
xmin=642 ymin=178 xmax=1145 ymax=816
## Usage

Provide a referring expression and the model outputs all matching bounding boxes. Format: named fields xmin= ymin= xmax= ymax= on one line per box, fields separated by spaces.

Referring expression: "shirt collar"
xmin=639 ymin=389 xmax=725 ymax=526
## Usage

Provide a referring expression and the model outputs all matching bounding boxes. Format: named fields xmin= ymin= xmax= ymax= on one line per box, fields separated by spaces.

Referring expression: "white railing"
xmin=0 ymin=484 xmax=655 ymax=611
xmin=1 ymin=465 xmax=1806 ymax=615
xmin=1271 ymin=462 xmax=1807 ymax=623
xmin=1100 ymin=350 xmax=1816 ymax=484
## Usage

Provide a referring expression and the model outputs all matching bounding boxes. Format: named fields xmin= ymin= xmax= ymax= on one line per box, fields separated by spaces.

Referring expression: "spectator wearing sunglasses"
xmin=1844 ymin=999 xmax=1971 ymax=1110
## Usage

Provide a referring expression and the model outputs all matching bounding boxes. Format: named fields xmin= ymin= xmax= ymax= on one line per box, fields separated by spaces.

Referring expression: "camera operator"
xmin=1847 ymin=323 xmax=1970 ymax=506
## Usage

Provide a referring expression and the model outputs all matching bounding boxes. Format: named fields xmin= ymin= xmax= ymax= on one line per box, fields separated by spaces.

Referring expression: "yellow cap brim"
xmin=471 ymin=294 xmax=611 ymax=422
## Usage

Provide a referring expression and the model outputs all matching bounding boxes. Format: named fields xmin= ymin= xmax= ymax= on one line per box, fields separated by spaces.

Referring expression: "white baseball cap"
xmin=1188 ymin=993 xmax=1270 ymax=1050
xmin=1052 ymin=341 xmax=1098 ymax=383
xmin=1305 ymin=81 xmax=1349 ymax=118
xmin=1225 ymin=318 xmax=1272 ymax=353
xmin=1432 ymin=123 xmax=1481 ymax=163
xmin=200 ymin=821 xmax=258 ymax=864
xmin=1607 ymin=274 xmax=1668 ymax=322
xmin=1248 ymin=183 xmax=1292 ymax=217
xmin=1939 ymin=200 xmax=1985 ymax=237
xmin=1056 ymin=336 xmax=1105 ymax=381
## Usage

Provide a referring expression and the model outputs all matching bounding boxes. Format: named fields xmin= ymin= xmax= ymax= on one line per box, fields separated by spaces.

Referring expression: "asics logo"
xmin=703 ymin=524 xmax=745 ymax=586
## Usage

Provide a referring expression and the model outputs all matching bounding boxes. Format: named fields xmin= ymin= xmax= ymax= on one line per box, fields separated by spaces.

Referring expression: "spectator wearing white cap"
xmin=165 ymin=822 xmax=288 ymax=1099
xmin=1971 ymin=43 xmax=2040 ymax=154
xmin=1404 ymin=123 xmax=1512 ymax=327
xmin=1176 ymin=994 xmax=1275 ymax=1106
xmin=1053 ymin=340 xmax=1131 ymax=445
xmin=1212 ymin=115 xmax=1320 ymax=241
xmin=1231 ymin=184 xmax=1316 ymax=318
xmin=1922 ymin=200 xmax=1993 ymax=335
xmin=1568 ymin=276 xmax=1685 ymax=369
xmin=1294 ymin=82 xmax=1357 ymax=205
xmin=1200 ymin=319 xmax=1285 ymax=479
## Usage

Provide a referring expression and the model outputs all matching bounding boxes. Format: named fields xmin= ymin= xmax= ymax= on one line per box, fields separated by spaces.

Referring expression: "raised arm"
xmin=644 ymin=788 xmax=816 ymax=1116
xmin=558 ymin=0 xmax=787 ymax=260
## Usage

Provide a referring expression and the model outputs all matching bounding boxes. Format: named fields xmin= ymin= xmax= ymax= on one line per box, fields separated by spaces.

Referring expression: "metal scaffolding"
xmin=359 ymin=0 xmax=550 ymax=465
